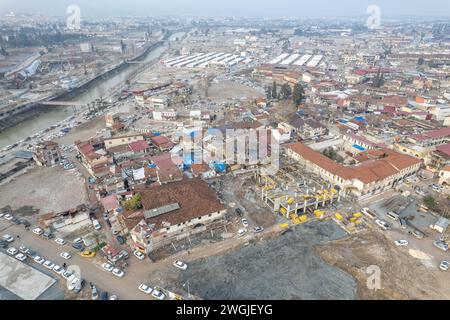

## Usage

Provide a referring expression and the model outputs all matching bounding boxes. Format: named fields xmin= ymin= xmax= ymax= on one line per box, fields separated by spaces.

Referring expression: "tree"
xmin=123 ymin=194 xmax=143 ymax=211
xmin=280 ymin=83 xmax=292 ymax=100
xmin=271 ymin=81 xmax=278 ymax=100
xmin=423 ymin=195 xmax=437 ymax=211
xmin=292 ymin=83 xmax=304 ymax=105
xmin=265 ymin=85 xmax=272 ymax=100
xmin=373 ymin=69 xmax=385 ymax=88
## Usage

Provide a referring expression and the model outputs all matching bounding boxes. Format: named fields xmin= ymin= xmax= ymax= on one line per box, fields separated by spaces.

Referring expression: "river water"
xmin=0 ymin=43 xmax=169 ymax=148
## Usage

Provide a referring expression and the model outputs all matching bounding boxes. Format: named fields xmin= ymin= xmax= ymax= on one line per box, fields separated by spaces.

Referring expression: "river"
xmin=0 ymin=42 xmax=169 ymax=149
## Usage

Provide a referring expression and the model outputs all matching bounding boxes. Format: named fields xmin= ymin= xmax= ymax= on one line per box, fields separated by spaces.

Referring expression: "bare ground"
xmin=0 ymin=165 xmax=88 ymax=215
xmin=317 ymin=230 xmax=450 ymax=300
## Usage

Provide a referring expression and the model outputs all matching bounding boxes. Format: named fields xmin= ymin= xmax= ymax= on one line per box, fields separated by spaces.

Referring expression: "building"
xmin=33 ymin=141 xmax=61 ymax=167
xmin=120 ymin=178 xmax=226 ymax=253
xmin=284 ymin=142 xmax=422 ymax=198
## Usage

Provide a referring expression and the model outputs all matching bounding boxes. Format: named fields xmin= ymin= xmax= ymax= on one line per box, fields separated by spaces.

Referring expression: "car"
xmin=433 ymin=240 xmax=449 ymax=252
xmin=53 ymin=265 xmax=65 ymax=275
xmin=138 ymin=284 xmax=153 ymax=294
xmin=34 ymin=256 xmax=45 ymax=264
xmin=55 ymin=238 xmax=66 ymax=246
xmin=62 ymin=271 xmax=74 ymax=280
xmin=73 ymin=237 xmax=83 ymax=245
xmin=439 ymin=261 xmax=449 ymax=271
xmin=15 ymin=253 xmax=27 ymax=262
xmin=19 ymin=245 xmax=29 ymax=254
xmin=151 ymin=289 xmax=166 ymax=300
xmin=20 ymin=219 xmax=31 ymax=228
xmin=72 ymin=242 xmax=84 ymax=251
xmin=60 ymin=252 xmax=72 ymax=260
xmin=409 ymin=229 xmax=425 ymax=239
xmin=74 ymin=279 xmax=86 ymax=294
xmin=241 ymin=218 xmax=249 ymax=227
xmin=0 ymin=240 xmax=8 ymax=248
xmin=399 ymin=218 xmax=408 ymax=229
xmin=116 ymin=235 xmax=125 ymax=245
xmin=235 ymin=208 xmax=243 ymax=217
xmin=80 ymin=250 xmax=96 ymax=258
xmin=0 ymin=212 xmax=4 ymax=219
xmin=118 ymin=250 xmax=129 ymax=260
xmin=43 ymin=260 xmax=55 ymax=269
xmin=11 ymin=217 xmax=21 ymax=225
xmin=2 ymin=234 xmax=14 ymax=243
xmin=4 ymin=214 xmax=13 ymax=221
xmin=6 ymin=247 xmax=18 ymax=255
xmin=253 ymin=226 xmax=264 ymax=233
xmin=394 ymin=240 xmax=409 ymax=246
xmin=92 ymin=286 xmax=99 ymax=300
xmin=375 ymin=219 xmax=390 ymax=231
xmin=32 ymin=228 xmax=44 ymax=235
xmin=238 ymin=228 xmax=248 ymax=237
xmin=112 ymin=268 xmax=124 ymax=278
xmin=41 ymin=230 xmax=54 ymax=240
xmin=100 ymin=291 xmax=109 ymax=300
xmin=26 ymin=249 xmax=37 ymax=258
xmin=173 ymin=260 xmax=188 ymax=270
xmin=92 ymin=219 xmax=101 ymax=230
xmin=67 ymin=277 xmax=79 ymax=291
xmin=133 ymin=250 xmax=145 ymax=260
xmin=101 ymin=262 xmax=114 ymax=272
xmin=109 ymin=295 xmax=118 ymax=300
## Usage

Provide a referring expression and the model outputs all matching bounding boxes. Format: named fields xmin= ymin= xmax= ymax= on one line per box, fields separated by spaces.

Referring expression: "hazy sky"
xmin=1 ymin=0 xmax=449 ymax=18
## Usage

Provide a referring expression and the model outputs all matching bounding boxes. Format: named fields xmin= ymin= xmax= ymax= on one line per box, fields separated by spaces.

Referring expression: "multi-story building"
xmin=33 ymin=141 xmax=61 ymax=167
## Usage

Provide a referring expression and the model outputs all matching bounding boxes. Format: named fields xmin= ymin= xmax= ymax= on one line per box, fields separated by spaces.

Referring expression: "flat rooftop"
xmin=0 ymin=252 xmax=56 ymax=300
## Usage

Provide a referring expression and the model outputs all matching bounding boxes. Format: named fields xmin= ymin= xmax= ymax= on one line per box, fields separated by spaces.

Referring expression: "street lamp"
xmin=182 ymin=281 xmax=191 ymax=299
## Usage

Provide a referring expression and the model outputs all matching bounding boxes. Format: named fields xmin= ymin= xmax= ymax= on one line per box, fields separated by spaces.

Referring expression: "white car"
xmin=173 ymin=260 xmax=188 ymax=270
xmin=43 ymin=260 xmax=55 ymax=269
xmin=53 ymin=265 xmax=65 ymax=275
xmin=375 ymin=219 xmax=390 ymax=231
xmin=112 ymin=268 xmax=124 ymax=278
xmin=62 ymin=271 xmax=74 ymax=280
xmin=4 ymin=214 xmax=13 ymax=221
xmin=101 ymin=262 xmax=114 ymax=272
xmin=67 ymin=277 xmax=79 ymax=291
xmin=151 ymin=289 xmax=166 ymax=300
xmin=110 ymin=295 xmax=118 ymax=300
xmin=440 ymin=260 xmax=449 ymax=271
xmin=238 ymin=228 xmax=248 ymax=237
xmin=60 ymin=252 xmax=72 ymax=260
xmin=32 ymin=228 xmax=44 ymax=235
xmin=73 ymin=237 xmax=83 ymax=245
xmin=15 ymin=253 xmax=27 ymax=262
xmin=241 ymin=218 xmax=249 ymax=228
xmin=6 ymin=247 xmax=18 ymax=255
xmin=138 ymin=284 xmax=153 ymax=294
xmin=55 ymin=238 xmax=66 ymax=246
xmin=394 ymin=240 xmax=409 ymax=246
xmin=2 ymin=234 xmax=14 ymax=243
xmin=19 ymin=245 xmax=29 ymax=254
xmin=133 ymin=250 xmax=145 ymax=260
xmin=34 ymin=256 xmax=45 ymax=264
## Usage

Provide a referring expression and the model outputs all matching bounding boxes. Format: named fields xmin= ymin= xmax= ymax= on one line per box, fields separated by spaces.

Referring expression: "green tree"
xmin=123 ymin=194 xmax=143 ymax=211
xmin=271 ymin=81 xmax=278 ymax=100
xmin=280 ymin=83 xmax=292 ymax=100
xmin=292 ymin=83 xmax=304 ymax=105
xmin=423 ymin=195 xmax=437 ymax=211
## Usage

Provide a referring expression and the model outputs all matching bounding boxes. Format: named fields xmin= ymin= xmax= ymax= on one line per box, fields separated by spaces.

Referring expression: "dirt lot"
xmin=207 ymin=81 xmax=264 ymax=102
xmin=152 ymin=220 xmax=357 ymax=300
xmin=0 ymin=165 xmax=87 ymax=215
xmin=56 ymin=116 xmax=105 ymax=145
xmin=318 ymin=230 xmax=450 ymax=300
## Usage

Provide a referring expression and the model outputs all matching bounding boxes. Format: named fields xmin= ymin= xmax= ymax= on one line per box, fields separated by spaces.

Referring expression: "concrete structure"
xmin=33 ymin=141 xmax=61 ymax=167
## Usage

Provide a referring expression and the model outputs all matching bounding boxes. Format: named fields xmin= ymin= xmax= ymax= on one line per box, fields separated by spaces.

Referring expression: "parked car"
xmin=6 ymin=247 xmax=18 ymax=255
xmin=4 ymin=214 xmax=13 ymax=221
xmin=118 ymin=250 xmax=129 ymax=260
xmin=32 ymin=228 xmax=44 ymax=236
xmin=238 ymin=228 xmax=248 ymax=237
xmin=439 ymin=261 xmax=449 ymax=271
xmin=19 ymin=245 xmax=29 ymax=254
xmin=11 ymin=217 xmax=21 ymax=225
xmin=80 ymin=250 xmax=95 ymax=258
xmin=375 ymin=219 xmax=390 ymax=231
xmin=34 ymin=256 xmax=45 ymax=264
xmin=433 ymin=240 xmax=449 ymax=252
xmin=133 ymin=250 xmax=145 ymax=260
xmin=41 ymin=230 xmax=54 ymax=240
xmin=112 ymin=268 xmax=124 ymax=278
xmin=60 ymin=252 xmax=72 ymax=260
xmin=72 ymin=242 xmax=84 ymax=251
xmin=109 ymin=295 xmax=118 ymax=300
xmin=55 ymin=238 xmax=66 ymax=246
xmin=15 ymin=253 xmax=27 ymax=262
xmin=101 ymin=262 xmax=114 ymax=272
xmin=0 ymin=240 xmax=8 ymax=248
xmin=241 ymin=218 xmax=249 ymax=227
xmin=92 ymin=219 xmax=101 ymax=231
xmin=253 ymin=226 xmax=264 ymax=233
xmin=74 ymin=279 xmax=85 ymax=294
xmin=394 ymin=240 xmax=409 ymax=246
xmin=53 ymin=265 xmax=65 ymax=275
xmin=173 ymin=260 xmax=188 ymax=270
xmin=92 ymin=286 xmax=99 ymax=300
xmin=151 ymin=289 xmax=165 ymax=300
xmin=73 ymin=237 xmax=83 ymax=245
xmin=3 ymin=234 xmax=14 ymax=243
xmin=409 ymin=229 xmax=424 ymax=239
xmin=43 ymin=260 xmax=55 ymax=269
xmin=116 ymin=235 xmax=125 ymax=245
xmin=235 ymin=208 xmax=243 ymax=217
xmin=138 ymin=284 xmax=153 ymax=294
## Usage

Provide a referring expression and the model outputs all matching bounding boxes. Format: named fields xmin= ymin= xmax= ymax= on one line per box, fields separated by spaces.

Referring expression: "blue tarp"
xmin=353 ymin=144 xmax=366 ymax=151
xmin=147 ymin=164 xmax=156 ymax=168
xmin=354 ymin=116 xmax=365 ymax=122
xmin=214 ymin=163 xmax=227 ymax=172
xmin=153 ymin=132 xmax=161 ymax=136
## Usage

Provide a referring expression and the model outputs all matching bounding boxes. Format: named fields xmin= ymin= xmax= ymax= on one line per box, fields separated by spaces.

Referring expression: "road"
xmin=0 ymin=217 xmax=277 ymax=300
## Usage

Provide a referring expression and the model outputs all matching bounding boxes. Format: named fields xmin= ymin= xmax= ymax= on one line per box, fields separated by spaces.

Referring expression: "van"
xmin=92 ymin=219 xmax=101 ymax=230
xmin=375 ymin=219 xmax=390 ymax=231
xmin=386 ymin=211 xmax=399 ymax=221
